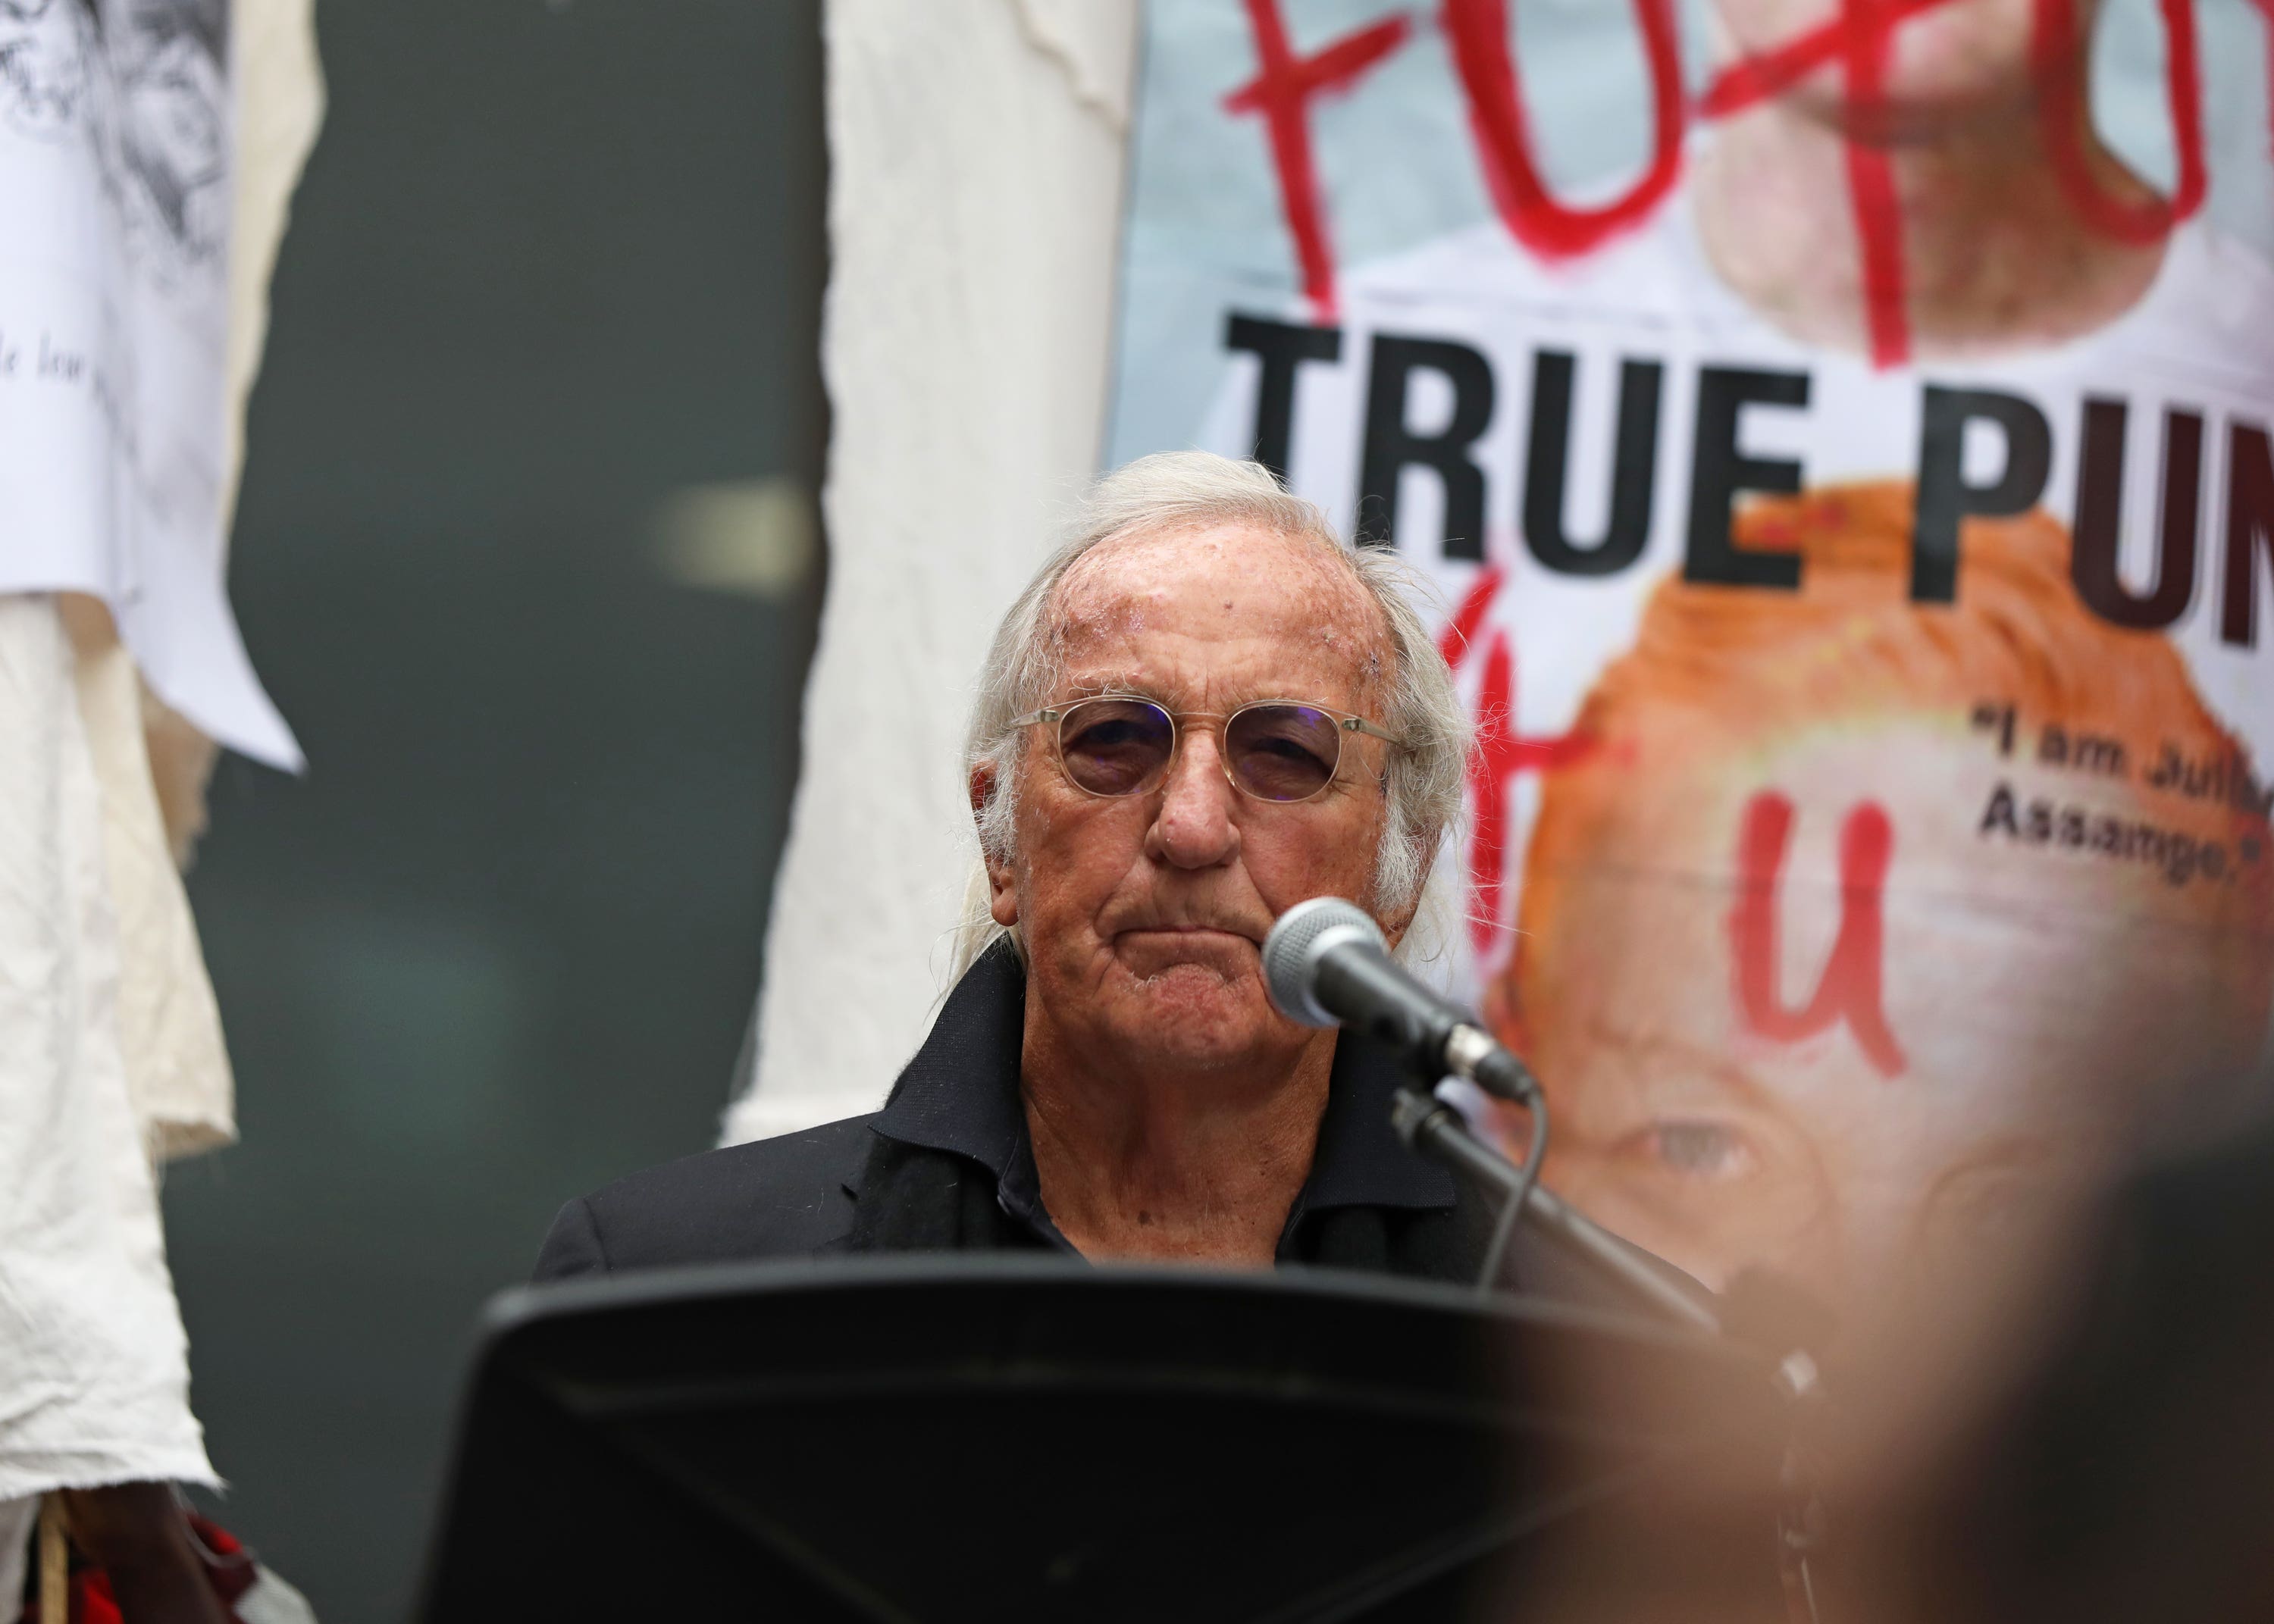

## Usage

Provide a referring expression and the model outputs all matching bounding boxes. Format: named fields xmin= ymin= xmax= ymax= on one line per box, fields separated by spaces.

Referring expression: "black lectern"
xmin=417 ymin=1257 xmax=1781 ymax=1622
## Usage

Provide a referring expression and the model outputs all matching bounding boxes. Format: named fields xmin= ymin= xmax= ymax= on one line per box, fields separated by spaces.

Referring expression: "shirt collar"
xmin=872 ymin=938 xmax=1453 ymax=1214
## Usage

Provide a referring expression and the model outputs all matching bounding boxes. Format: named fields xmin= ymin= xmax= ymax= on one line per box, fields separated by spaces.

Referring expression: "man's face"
xmin=1510 ymin=718 xmax=2269 ymax=1303
xmin=988 ymin=525 xmax=1397 ymax=1078
xmin=1711 ymin=0 xmax=2040 ymax=125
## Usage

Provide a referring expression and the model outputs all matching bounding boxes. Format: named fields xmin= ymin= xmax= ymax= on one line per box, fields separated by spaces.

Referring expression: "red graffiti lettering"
xmin=2254 ymin=0 xmax=2274 ymax=168
xmin=1435 ymin=559 xmax=1503 ymax=670
xmin=1233 ymin=0 xmax=2226 ymax=367
xmin=1839 ymin=0 xmax=1911 ymax=368
xmin=1730 ymin=791 xmax=1906 ymax=1078
xmin=1703 ymin=0 xmax=1971 ymax=366
xmin=1696 ymin=0 xmax=1955 ymax=117
xmin=2034 ymin=0 xmax=2205 ymax=245
xmin=1223 ymin=2 xmax=1414 ymax=315
xmin=1439 ymin=568 xmax=1595 ymax=954
xmin=1439 ymin=0 xmax=1687 ymax=261
xmin=1702 ymin=0 xmax=2204 ymax=367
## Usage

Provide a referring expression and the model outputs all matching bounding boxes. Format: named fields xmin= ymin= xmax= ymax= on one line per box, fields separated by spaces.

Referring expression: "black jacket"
xmin=537 ymin=943 xmax=1587 ymax=1294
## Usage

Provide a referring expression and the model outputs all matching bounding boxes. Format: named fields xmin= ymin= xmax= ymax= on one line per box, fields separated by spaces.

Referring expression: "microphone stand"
xmin=1392 ymin=1085 xmax=1832 ymax=1620
xmin=1389 ymin=1086 xmax=1723 ymax=1336
xmin=1383 ymin=1082 xmax=1828 ymax=1610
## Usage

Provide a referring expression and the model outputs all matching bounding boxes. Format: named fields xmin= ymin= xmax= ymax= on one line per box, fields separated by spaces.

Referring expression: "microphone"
xmin=1262 ymin=897 xmax=1540 ymax=1105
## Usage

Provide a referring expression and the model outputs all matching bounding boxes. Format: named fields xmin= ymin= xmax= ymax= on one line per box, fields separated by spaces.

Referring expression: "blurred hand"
xmin=56 ymin=1482 xmax=230 ymax=1624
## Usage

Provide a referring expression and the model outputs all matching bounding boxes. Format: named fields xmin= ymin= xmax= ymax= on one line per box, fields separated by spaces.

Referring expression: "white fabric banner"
xmin=0 ymin=595 xmax=215 ymax=1506
xmin=725 ymin=0 xmax=1139 ymax=1143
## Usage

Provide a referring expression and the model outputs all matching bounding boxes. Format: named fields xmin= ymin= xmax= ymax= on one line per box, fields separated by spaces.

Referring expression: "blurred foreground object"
xmin=1461 ymin=1107 xmax=2274 ymax=1624
xmin=1845 ymin=1115 xmax=2274 ymax=1624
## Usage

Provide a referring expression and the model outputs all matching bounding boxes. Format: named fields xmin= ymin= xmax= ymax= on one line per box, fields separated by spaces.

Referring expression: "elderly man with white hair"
xmin=536 ymin=452 xmax=1514 ymax=1282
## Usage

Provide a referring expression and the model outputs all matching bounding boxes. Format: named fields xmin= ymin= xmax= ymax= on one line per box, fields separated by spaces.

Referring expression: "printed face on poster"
xmin=1107 ymin=0 xmax=2274 ymax=1307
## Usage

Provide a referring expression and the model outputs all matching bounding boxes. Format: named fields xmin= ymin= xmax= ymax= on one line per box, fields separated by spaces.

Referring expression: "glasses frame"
xmin=1007 ymin=693 xmax=1404 ymax=804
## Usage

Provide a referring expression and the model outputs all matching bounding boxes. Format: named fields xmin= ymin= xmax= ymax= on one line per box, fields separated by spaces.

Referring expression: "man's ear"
xmin=969 ymin=763 xmax=1019 ymax=928
xmin=1379 ymin=904 xmax=1416 ymax=955
xmin=1375 ymin=837 xmax=1430 ymax=952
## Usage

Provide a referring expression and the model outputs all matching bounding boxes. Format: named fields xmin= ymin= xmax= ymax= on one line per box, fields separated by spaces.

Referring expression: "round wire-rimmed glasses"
xmin=1007 ymin=694 xmax=1403 ymax=803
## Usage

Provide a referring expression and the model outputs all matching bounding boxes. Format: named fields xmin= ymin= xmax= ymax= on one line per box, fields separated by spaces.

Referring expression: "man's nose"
xmin=1147 ymin=727 xmax=1241 ymax=869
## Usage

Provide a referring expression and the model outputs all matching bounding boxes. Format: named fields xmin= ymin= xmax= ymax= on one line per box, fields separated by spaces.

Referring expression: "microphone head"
xmin=1263 ymin=897 xmax=1387 ymax=1028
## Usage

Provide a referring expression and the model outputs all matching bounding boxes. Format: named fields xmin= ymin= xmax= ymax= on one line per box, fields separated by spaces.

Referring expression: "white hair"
xmin=950 ymin=451 xmax=1469 ymax=978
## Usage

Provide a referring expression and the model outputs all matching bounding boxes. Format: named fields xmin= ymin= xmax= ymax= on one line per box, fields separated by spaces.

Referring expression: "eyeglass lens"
xmin=1056 ymin=699 xmax=1344 ymax=802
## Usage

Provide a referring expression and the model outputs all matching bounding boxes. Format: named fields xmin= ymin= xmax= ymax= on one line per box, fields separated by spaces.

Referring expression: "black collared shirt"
xmin=843 ymin=941 xmax=1496 ymax=1281
xmin=534 ymin=941 xmax=1505 ymax=1289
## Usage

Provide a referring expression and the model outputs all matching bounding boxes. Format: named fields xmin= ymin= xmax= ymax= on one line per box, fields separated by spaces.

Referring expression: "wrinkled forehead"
xmin=1045 ymin=523 xmax=1393 ymax=702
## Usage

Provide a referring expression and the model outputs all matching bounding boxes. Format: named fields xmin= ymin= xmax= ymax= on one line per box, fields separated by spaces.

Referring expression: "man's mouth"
xmin=1116 ymin=924 xmax=1260 ymax=946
